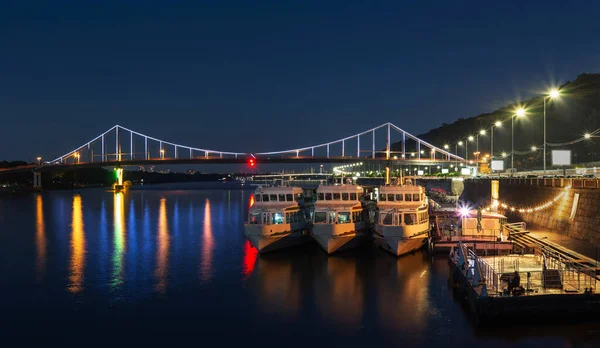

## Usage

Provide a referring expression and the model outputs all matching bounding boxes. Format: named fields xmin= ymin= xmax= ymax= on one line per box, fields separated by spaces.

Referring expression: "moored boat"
xmin=244 ymin=186 xmax=313 ymax=253
xmin=374 ymin=181 xmax=430 ymax=256
xmin=311 ymin=184 xmax=373 ymax=254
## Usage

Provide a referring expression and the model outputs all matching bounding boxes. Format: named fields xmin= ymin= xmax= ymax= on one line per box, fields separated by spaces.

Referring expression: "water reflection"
xmin=155 ymin=198 xmax=169 ymax=293
xmin=68 ymin=195 xmax=86 ymax=293
xmin=376 ymin=252 xmax=431 ymax=335
xmin=252 ymin=254 xmax=301 ymax=317
xmin=314 ymin=256 xmax=364 ymax=331
xmin=112 ymin=192 xmax=125 ymax=290
xmin=35 ymin=195 xmax=46 ymax=282
xmin=200 ymin=198 xmax=214 ymax=282
xmin=241 ymin=240 xmax=258 ymax=280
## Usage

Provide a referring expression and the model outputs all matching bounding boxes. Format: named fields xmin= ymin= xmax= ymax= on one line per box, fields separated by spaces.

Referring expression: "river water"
xmin=0 ymin=183 xmax=598 ymax=347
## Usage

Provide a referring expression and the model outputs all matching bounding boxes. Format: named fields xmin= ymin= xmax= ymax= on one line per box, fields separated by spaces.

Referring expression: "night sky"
xmin=2 ymin=1 xmax=600 ymax=162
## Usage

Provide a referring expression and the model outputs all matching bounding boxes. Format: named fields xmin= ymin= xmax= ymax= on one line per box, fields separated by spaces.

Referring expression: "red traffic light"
xmin=248 ymin=158 xmax=256 ymax=168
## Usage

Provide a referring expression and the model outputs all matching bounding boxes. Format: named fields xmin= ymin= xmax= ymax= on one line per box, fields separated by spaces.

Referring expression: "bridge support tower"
xmin=113 ymin=167 xmax=125 ymax=192
xmin=33 ymin=172 xmax=42 ymax=190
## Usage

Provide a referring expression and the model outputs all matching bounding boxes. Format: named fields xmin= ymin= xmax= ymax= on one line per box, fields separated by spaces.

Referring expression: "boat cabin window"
xmin=342 ymin=193 xmax=349 ymax=200
xmin=255 ymin=195 xmax=261 ymax=202
xmin=285 ymin=211 xmax=301 ymax=223
xmin=387 ymin=194 xmax=394 ymax=201
xmin=404 ymin=213 xmax=417 ymax=225
xmin=395 ymin=194 xmax=403 ymax=201
xmin=325 ymin=193 xmax=332 ymax=200
xmin=413 ymin=193 xmax=420 ymax=201
xmin=286 ymin=194 xmax=293 ymax=201
xmin=279 ymin=194 xmax=285 ymax=201
xmin=314 ymin=212 xmax=327 ymax=223
xmin=381 ymin=212 xmax=393 ymax=225
xmin=249 ymin=212 xmax=261 ymax=224
xmin=338 ymin=212 xmax=351 ymax=224
xmin=379 ymin=194 xmax=386 ymax=201
xmin=333 ymin=193 xmax=341 ymax=200
xmin=318 ymin=193 xmax=324 ymax=201
xmin=350 ymin=193 xmax=357 ymax=200
xmin=262 ymin=194 xmax=269 ymax=202
xmin=352 ymin=211 xmax=363 ymax=222
xmin=329 ymin=212 xmax=336 ymax=223
xmin=270 ymin=194 xmax=277 ymax=201
xmin=272 ymin=213 xmax=284 ymax=224
xmin=404 ymin=194 xmax=412 ymax=202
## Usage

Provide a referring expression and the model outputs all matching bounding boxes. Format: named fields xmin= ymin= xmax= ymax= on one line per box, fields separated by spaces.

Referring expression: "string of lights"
xmin=481 ymin=185 xmax=571 ymax=214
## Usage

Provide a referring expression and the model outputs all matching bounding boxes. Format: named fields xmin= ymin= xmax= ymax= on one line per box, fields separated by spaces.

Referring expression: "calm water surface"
xmin=1 ymin=183 xmax=599 ymax=347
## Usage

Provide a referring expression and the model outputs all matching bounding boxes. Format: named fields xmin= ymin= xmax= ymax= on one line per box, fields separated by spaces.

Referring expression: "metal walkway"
xmin=506 ymin=222 xmax=600 ymax=274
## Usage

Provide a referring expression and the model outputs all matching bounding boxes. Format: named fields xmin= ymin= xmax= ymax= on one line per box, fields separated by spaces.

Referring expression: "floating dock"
xmin=449 ymin=241 xmax=600 ymax=325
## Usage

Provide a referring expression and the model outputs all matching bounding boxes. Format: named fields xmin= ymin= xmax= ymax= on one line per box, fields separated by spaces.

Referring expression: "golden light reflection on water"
xmin=253 ymin=256 xmax=300 ymax=317
xmin=315 ymin=257 xmax=364 ymax=330
xmin=111 ymin=192 xmax=125 ymax=290
xmin=376 ymin=253 xmax=430 ymax=335
xmin=35 ymin=195 xmax=46 ymax=282
xmin=200 ymin=198 xmax=214 ymax=282
xmin=68 ymin=195 xmax=86 ymax=293
xmin=155 ymin=197 xmax=170 ymax=293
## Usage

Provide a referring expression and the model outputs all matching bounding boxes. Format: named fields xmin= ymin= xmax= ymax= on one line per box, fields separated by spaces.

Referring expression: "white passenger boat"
xmin=374 ymin=181 xmax=430 ymax=256
xmin=244 ymin=186 xmax=313 ymax=253
xmin=311 ymin=184 xmax=373 ymax=254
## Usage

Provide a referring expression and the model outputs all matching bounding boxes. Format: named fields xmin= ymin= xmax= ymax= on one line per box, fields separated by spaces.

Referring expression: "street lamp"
xmin=543 ymin=89 xmax=560 ymax=173
xmin=501 ymin=152 xmax=507 ymax=158
xmin=491 ymin=121 xmax=502 ymax=159
xmin=160 ymin=149 xmax=165 ymax=159
xmin=74 ymin=152 xmax=80 ymax=164
xmin=467 ymin=136 xmax=474 ymax=161
xmin=512 ymin=108 xmax=526 ymax=170
xmin=36 ymin=157 xmax=41 ymax=166
xmin=476 ymin=129 xmax=486 ymax=157
xmin=531 ymin=146 xmax=537 ymax=151
xmin=455 ymin=141 xmax=463 ymax=167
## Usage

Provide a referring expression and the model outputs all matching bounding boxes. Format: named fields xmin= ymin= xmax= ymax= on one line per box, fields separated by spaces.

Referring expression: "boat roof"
xmin=377 ymin=203 xmax=427 ymax=211
xmin=250 ymin=202 xmax=300 ymax=211
xmin=314 ymin=201 xmax=363 ymax=210
xmin=378 ymin=185 xmax=424 ymax=193
xmin=254 ymin=186 xmax=303 ymax=195
xmin=317 ymin=184 xmax=363 ymax=193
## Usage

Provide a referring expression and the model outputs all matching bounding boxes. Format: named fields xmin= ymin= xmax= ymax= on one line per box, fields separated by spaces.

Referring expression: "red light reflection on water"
xmin=241 ymin=240 xmax=258 ymax=280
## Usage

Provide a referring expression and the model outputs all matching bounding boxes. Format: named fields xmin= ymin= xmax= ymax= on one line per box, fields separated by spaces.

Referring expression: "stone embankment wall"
xmin=461 ymin=179 xmax=600 ymax=244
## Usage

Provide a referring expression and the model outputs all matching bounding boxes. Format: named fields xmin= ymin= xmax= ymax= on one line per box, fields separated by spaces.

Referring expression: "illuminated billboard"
xmin=552 ymin=150 xmax=571 ymax=166
xmin=491 ymin=160 xmax=504 ymax=171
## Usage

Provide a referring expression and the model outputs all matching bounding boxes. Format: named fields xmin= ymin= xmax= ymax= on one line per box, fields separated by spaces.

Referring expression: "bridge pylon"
xmin=33 ymin=172 xmax=42 ymax=190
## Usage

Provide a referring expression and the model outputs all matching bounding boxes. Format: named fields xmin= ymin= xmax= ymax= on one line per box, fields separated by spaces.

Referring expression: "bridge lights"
xmin=585 ymin=133 xmax=592 ymax=139
xmin=248 ymin=158 xmax=256 ymax=168
xmin=36 ymin=157 xmax=41 ymax=166
xmin=74 ymin=152 xmax=80 ymax=164
xmin=160 ymin=149 xmax=165 ymax=159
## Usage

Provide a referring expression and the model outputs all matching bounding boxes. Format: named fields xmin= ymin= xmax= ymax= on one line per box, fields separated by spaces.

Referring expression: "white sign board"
xmin=461 ymin=168 xmax=471 ymax=175
xmin=417 ymin=170 xmax=424 ymax=175
xmin=441 ymin=168 xmax=449 ymax=174
xmin=491 ymin=160 xmax=504 ymax=171
xmin=552 ymin=150 xmax=571 ymax=166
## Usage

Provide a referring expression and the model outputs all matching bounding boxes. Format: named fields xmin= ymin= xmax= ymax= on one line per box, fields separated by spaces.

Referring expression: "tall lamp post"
xmin=467 ymin=136 xmax=474 ymax=162
xmin=512 ymin=108 xmax=526 ymax=170
xmin=491 ymin=121 xmax=502 ymax=159
xmin=543 ymin=89 xmax=560 ymax=174
xmin=455 ymin=141 xmax=463 ymax=169
xmin=476 ymin=129 xmax=486 ymax=161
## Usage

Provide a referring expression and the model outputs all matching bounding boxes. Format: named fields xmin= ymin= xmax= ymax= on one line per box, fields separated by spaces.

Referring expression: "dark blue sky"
xmin=2 ymin=0 xmax=600 ymax=162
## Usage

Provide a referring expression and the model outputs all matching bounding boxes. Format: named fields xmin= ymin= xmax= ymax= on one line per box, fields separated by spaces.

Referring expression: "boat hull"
xmin=374 ymin=224 xmax=429 ymax=256
xmin=244 ymin=223 xmax=311 ymax=253
xmin=312 ymin=223 xmax=370 ymax=254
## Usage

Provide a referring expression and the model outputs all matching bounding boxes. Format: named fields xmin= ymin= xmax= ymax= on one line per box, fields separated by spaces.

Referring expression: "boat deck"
xmin=479 ymin=254 xmax=598 ymax=297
